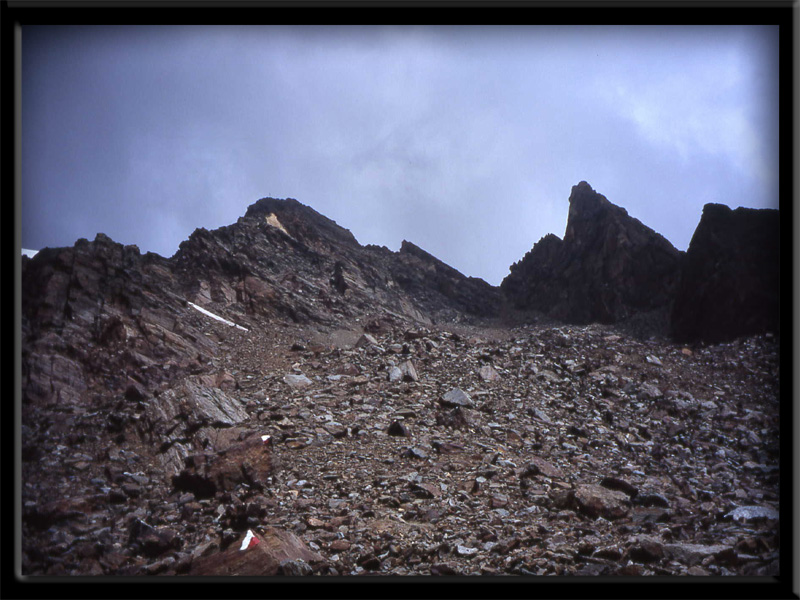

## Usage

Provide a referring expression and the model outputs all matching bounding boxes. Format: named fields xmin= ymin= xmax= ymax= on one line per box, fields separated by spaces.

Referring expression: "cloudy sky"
xmin=21 ymin=25 xmax=779 ymax=286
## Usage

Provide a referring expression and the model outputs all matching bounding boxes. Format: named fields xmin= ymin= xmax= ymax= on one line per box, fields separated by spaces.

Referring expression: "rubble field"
xmin=21 ymin=314 xmax=780 ymax=577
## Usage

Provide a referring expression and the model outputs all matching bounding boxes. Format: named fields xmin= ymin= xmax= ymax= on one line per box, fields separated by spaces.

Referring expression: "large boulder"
xmin=670 ymin=203 xmax=779 ymax=343
xmin=188 ymin=528 xmax=323 ymax=576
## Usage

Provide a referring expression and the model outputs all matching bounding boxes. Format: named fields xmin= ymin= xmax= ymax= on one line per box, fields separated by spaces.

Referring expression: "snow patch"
xmin=22 ymin=248 xmax=39 ymax=258
xmin=187 ymin=301 xmax=249 ymax=331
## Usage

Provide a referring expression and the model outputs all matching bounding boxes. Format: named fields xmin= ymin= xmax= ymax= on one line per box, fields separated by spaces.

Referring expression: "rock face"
xmin=171 ymin=197 xmax=501 ymax=328
xmin=18 ymin=187 xmax=782 ymax=579
xmin=501 ymin=182 xmax=683 ymax=329
xmin=670 ymin=203 xmax=780 ymax=344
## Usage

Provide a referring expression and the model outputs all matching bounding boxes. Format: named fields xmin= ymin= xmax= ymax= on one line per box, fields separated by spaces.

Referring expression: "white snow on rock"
xmin=187 ymin=301 xmax=249 ymax=331
xmin=22 ymin=248 xmax=39 ymax=258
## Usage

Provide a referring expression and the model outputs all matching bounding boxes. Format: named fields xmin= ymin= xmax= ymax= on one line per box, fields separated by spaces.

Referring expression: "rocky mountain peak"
xmin=502 ymin=182 xmax=683 ymax=329
xmin=19 ymin=184 xmax=781 ymax=578
xmin=243 ymin=196 xmax=360 ymax=249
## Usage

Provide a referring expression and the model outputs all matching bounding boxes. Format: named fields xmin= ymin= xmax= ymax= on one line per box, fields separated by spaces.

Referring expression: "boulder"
xmin=188 ymin=528 xmax=323 ymax=576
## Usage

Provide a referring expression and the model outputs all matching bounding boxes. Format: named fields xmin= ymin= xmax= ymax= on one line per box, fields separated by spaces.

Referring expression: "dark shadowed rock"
xmin=670 ymin=203 xmax=779 ymax=343
xmin=501 ymin=182 xmax=682 ymax=330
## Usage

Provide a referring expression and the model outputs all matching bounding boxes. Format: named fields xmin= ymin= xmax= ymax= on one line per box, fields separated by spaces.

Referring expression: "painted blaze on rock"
xmin=189 ymin=527 xmax=323 ymax=576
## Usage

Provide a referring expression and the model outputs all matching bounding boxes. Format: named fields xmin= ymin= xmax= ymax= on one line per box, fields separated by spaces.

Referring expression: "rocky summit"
xmin=19 ymin=184 xmax=781 ymax=579
xmin=501 ymin=181 xmax=683 ymax=332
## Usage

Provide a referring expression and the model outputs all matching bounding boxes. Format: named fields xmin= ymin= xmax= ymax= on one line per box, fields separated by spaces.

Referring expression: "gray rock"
xmin=478 ymin=365 xmax=500 ymax=382
xmin=284 ymin=373 xmax=313 ymax=390
xmin=725 ymin=505 xmax=779 ymax=522
xmin=663 ymin=542 xmax=732 ymax=567
xmin=440 ymin=388 xmax=474 ymax=409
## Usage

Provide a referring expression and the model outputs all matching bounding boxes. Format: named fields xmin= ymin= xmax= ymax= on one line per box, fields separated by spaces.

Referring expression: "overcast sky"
xmin=21 ymin=25 xmax=779 ymax=286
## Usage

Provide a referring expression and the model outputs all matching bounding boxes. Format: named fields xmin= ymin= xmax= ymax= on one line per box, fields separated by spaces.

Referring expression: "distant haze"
xmin=22 ymin=25 xmax=779 ymax=286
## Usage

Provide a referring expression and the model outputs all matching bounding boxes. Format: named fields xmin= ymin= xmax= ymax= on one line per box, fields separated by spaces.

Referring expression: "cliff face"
xmin=670 ymin=203 xmax=780 ymax=344
xmin=501 ymin=181 xmax=683 ymax=327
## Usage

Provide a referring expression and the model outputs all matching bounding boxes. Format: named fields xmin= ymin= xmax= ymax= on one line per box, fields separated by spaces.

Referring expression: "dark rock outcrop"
xmin=501 ymin=182 xmax=683 ymax=328
xmin=670 ymin=203 xmax=780 ymax=343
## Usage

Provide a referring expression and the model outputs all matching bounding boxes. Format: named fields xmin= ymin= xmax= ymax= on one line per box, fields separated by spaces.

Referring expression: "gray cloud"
xmin=22 ymin=25 xmax=779 ymax=285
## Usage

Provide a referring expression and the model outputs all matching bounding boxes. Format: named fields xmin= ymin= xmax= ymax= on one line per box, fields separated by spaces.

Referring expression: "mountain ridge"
xmin=19 ymin=183 xmax=782 ymax=578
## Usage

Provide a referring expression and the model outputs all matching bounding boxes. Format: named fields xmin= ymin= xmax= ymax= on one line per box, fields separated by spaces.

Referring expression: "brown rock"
xmin=574 ymin=484 xmax=631 ymax=519
xmin=189 ymin=528 xmax=323 ymax=576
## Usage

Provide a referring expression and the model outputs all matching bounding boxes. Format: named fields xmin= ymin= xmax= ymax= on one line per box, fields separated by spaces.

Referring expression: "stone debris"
xmin=20 ymin=320 xmax=779 ymax=577
xmin=20 ymin=189 xmax=780 ymax=577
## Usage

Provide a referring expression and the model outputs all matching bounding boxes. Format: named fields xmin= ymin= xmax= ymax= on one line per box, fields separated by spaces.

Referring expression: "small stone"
xmin=284 ymin=373 xmax=313 ymax=390
xmin=478 ymin=365 xmax=500 ymax=382
xmin=440 ymin=388 xmax=474 ymax=408
xmin=456 ymin=545 xmax=478 ymax=557
xmin=574 ymin=484 xmax=631 ymax=520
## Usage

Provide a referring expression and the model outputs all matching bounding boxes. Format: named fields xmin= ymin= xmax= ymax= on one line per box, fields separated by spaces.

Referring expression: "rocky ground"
xmin=20 ymin=308 xmax=781 ymax=578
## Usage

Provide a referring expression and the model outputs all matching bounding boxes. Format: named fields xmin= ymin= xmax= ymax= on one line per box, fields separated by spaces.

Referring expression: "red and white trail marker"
xmin=240 ymin=529 xmax=260 ymax=551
